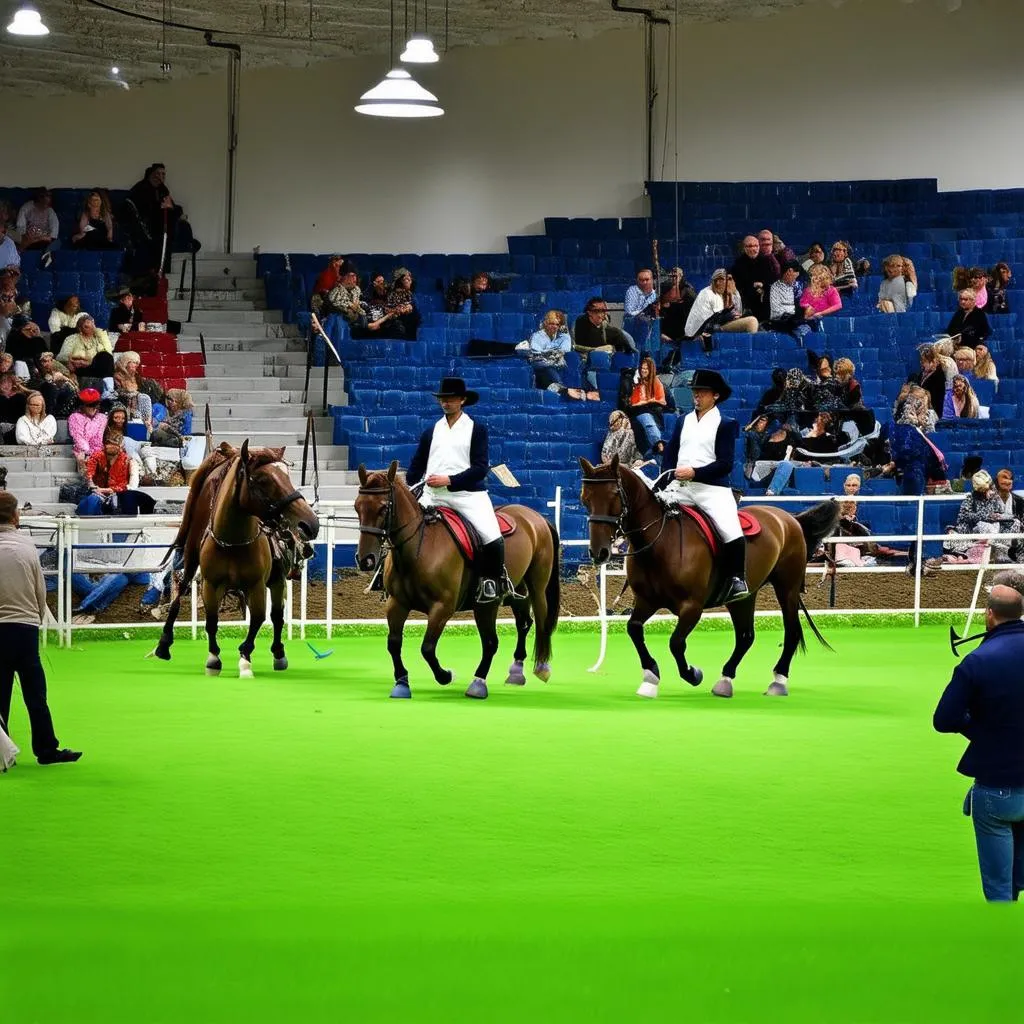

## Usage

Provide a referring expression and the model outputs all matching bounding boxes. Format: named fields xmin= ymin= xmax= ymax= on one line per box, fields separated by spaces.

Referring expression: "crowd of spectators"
xmin=311 ymin=257 xmax=423 ymax=339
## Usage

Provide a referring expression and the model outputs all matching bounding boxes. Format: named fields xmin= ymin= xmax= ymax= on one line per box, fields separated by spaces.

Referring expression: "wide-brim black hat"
xmin=684 ymin=368 xmax=732 ymax=403
xmin=434 ymin=376 xmax=479 ymax=406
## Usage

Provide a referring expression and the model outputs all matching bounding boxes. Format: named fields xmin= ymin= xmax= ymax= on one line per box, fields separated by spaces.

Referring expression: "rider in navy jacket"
xmin=661 ymin=415 xmax=739 ymax=486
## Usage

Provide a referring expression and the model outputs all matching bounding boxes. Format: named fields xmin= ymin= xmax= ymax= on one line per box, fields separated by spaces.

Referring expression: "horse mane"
xmin=166 ymin=443 xmax=237 ymax=560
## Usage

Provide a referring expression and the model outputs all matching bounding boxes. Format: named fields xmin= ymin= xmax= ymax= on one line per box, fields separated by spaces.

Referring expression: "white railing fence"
xmin=21 ymin=492 xmax=1019 ymax=658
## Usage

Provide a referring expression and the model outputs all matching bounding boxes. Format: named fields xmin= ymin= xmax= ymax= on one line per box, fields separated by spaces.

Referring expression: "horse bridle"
xmin=356 ymin=479 xmax=423 ymax=551
xmin=581 ymin=474 xmax=669 ymax=557
xmin=210 ymin=464 xmax=306 ymax=548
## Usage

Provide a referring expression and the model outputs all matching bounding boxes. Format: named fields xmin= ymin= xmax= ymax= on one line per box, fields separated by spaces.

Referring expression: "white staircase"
xmin=3 ymin=253 xmax=356 ymax=513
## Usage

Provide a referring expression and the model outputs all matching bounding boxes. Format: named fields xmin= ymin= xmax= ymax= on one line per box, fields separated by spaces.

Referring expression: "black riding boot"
xmin=476 ymin=538 xmax=505 ymax=604
xmin=722 ymin=537 xmax=750 ymax=603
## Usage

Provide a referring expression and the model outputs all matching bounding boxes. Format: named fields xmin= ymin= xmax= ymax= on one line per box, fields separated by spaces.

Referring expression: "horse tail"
xmin=533 ymin=519 xmax=561 ymax=669
xmin=795 ymin=499 xmax=841 ymax=566
xmin=798 ymin=595 xmax=833 ymax=652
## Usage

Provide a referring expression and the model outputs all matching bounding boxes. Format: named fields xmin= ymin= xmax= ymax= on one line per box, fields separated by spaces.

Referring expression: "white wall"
xmin=3 ymin=0 xmax=1023 ymax=255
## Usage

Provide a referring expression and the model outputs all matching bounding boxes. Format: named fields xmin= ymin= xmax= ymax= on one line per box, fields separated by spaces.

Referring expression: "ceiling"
xmin=0 ymin=0 xmax=811 ymax=97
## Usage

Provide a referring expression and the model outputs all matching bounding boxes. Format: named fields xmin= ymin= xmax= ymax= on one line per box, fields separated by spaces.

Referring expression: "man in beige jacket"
xmin=0 ymin=491 xmax=81 ymax=766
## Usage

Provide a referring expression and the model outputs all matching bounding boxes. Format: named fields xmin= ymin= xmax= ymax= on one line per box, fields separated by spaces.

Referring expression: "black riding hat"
xmin=684 ymin=368 xmax=732 ymax=403
xmin=433 ymin=376 xmax=479 ymax=406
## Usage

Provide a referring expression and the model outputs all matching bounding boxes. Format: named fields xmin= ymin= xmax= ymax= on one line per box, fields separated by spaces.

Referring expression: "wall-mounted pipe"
xmin=205 ymin=32 xmax=241 ymax=253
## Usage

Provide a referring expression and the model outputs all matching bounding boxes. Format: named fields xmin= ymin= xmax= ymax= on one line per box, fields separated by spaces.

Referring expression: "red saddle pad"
xmin=677 ymin=506 xmax=761 ymax=556
xmin=439 ymin=507 xmax=517 ymax=561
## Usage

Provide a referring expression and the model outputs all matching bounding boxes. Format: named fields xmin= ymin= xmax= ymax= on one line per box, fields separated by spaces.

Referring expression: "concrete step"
xmin=188 ymin=287 xmax=266 ymax=302
xmin=191 ymin=275 xmax=263 ymax=292
xmin=0 ymin=453 xmax=77 ymax=471
xmin=202 ymin=351 xmax=307 ymax=370
xmin=5 ymin=471 xmax=80 ymax=488
xmin=171 ymin=253 xmax=257 ymax=278
xmin=177 ymin=337 xmax=305 ymax=354
xmin=170 ymin=298 xmax=267 ymax=312
xmin=178 ymin=324 xmax=300 ymax=341
xmin=214 ymin=431 xmax=337 ymax=448
xmin=180 ymin=309 xmax=283 ymax=325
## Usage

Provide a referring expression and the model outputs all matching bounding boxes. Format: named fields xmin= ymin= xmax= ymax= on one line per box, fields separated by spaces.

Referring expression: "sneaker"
xmin=38 ymin=748 xmax=82 ymax=765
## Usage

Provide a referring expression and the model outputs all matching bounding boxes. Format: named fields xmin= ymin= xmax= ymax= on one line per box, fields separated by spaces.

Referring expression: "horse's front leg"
xmin=467 ymin=602 xmax=500 ymax=700
xmin=203 ymin=580 xmax=223 ymax=676
xmin=626 ymin=595 xmax=661 ymax=698
xmin=238 ymin=585 xmax=266 ymax=679
xmin=669 ymin=598 xmax=705 ymax=690
xmin=386 ymin=597 xmax=412 ymax=699
xmin=421 ymin=599 xmax=456 ymax=686
xmin=269 ymin=580 xmax=288 ymax=671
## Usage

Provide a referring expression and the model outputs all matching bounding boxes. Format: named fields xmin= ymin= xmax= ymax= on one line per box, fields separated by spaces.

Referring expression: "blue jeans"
xmin=970 ymin=784 xmax=1024 ymax=902
xmin=634 ymin=412 xmax=662 ymax=450
xmin=76 ymin=572 xmax=152 ymax=613
xmin=766 ymin=460 xmax=796 ymax=495
xmin=77 ymin=494 xmax=107 ymax=516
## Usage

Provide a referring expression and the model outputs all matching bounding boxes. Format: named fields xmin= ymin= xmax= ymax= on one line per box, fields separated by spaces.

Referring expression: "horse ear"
xmin=240 ymin=439 xmax=251 ymax=482
xmin=579 ymin=456 xmax=595 ymax=476
xmin=386 ymin=460 xmax=399 ymax=483
xmin=271 ymin=447 xmax=285 ymax=462
xmin=358 ymin=464 xmax=368 ymax=485
xmin=610 ymin=453 xmax=620 ymax=474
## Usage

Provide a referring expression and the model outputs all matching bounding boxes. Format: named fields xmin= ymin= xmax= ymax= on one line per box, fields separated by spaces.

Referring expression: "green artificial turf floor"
xmin=2 ymin=624 xmax=1021 ymax=1022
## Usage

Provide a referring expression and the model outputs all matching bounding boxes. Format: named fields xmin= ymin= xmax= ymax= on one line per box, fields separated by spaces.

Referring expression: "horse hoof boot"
xmin=239 ymin=658 xmax=254 ymax=680
xmin=273 ymin=657 xmax=288 ymax=672
xmin=764 ymin=674 xmax=789 ymax=697
xmin=636 ymin=669 xmax=660 ymax=699
xmin=687 ymin=666 xmax=704 ymax=687
xmin=505 ymin=660 xmax=527 ymax=686
xmin=390 ymin=678 xmax=412 ymax=699
xmin=205 ymin=656 xmax=221 ymax=677
xmin=534 ymin=662 xmax=551 ymax=683
xmin=712 ymin=676 xmax=734 ymax=699
xmin=465 ymin=677 xmax=489 ymax=700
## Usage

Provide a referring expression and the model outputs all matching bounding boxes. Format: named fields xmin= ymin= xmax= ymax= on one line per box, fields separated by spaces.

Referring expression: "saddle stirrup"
xmin=475 ymin=537 xmax=504 ymax=603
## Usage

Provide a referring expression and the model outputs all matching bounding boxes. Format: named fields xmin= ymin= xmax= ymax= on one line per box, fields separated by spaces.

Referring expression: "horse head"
xmin=579 ymin=454 xmax=622 ymax=565
xmin=236 ymin=440 xmax=320 ymax=541
xmin=354 ymin=460 xmax=399 ymax=572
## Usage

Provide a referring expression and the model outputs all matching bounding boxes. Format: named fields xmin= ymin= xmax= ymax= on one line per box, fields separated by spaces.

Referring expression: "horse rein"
xmin=356 ymin=480 xmax=424 ymax=553
xmin=581 ymin=475 xmax=670 ymax=557
xmin=209 ymin=462 xmax=306 ymax=549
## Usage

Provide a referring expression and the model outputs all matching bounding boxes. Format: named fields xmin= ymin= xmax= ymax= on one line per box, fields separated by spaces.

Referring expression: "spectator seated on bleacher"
xmin=48 ymin=294 xmax=86 ymax=348
xmin=149 ymin=388 xmax=193 ymax=448
xmin=0 ymin=221 xmax=20 ymax=271
xmin=0 ymin=280 xmax=17 ymax=344
xmin=572 ymin=297 xmax=634 ymax=399
xmin=945 ymin=289 xmax=991 ymax=348
xmin=15 ymin=188 xmax=59 ymax=262
xmin=113 ymin=350 xmax=165 ymax=407
xmin=766 ymin=260 xmax=810 ymax=342
xmin=521 ymin=310 xmax=584 ymax=401
xmin=752 ymin=368 xmax=787 ymax=420
xmin=124 ymin=163 xmax=195 ymax=279
xmin=77 ymin=429 xmax=154 ymax=517
xmin=881 ymin=391 xmax=947 ymax=495
xmin=799 ymin=241 xmax=826 ymax=275
xmin=309 ymin=255 xmax=344 ymax=317
xmin=5 ymin=314 xmax=47 ymax=378
xmin=385 ymin=267 xmax=421 ymax=340
xmin=623 ymin=268 xmax=660 ymax=347
xmin=443 ymin=271 xmax=492 ymax=314
xmin=58 ymin=315 xmax=114 ymax=384
xmin=110 ymin=363 xmax=153 ymax=435
xmin=71 ymin=190 xmax=117 ymax=251
xmin=30 ymin=351 xmax=77 ymax=418
xmin=14 ymin=390 xmax=56 ymax=448
xmin=942 ymin=374 xmax=981 ymax=420
xmin=0 ymin=371 xmax=29 ymax=442
xmin=770 ymin=233 xmax=798 ymax=267
xmin=106 ymin=404 xmax=184 ymax=487
xmin=799 ymin=265 xmax=843 ymax=326
xmin=952 ymin=346 xmax=978 ymax=383
xmin=730 ymin=236 xmax=776 ymax=322
xmin=626 ymin=355 xmax=667 ymax=455
xmin=745 ymin=416 xmax=799 ymax=489
xmin=988 ymin=262 xmax=1012 ymax=315
xmin=974 ymin=344 xmax=998 ymax=384
xmin=108 ymin=288 xmax=143 ymax=332
xmin=657 ymin=271 xmax=697 ymax=349
xmin=877 ymin=254 xmax=918 ymax=313
xmin=68 ymin=388 xmax=107 ymax=472
xmin=938 ymin=470 xmax=1017 ymax=565
xmin=69 ymin=568 xmax=158 ymax=627
xmin=352 ymin=272 xmax=403 ymax=339
xmin=602 ymin=409 xmax=644 ymax=469
xmin=685 ymin=269 xmax=758 ymax=345
xmin=323 ymin=261 xmax=366 ymax=326
xmin=910 ymin=344 xmax=949 ymax=415
xmin=763 ymin=367 xmax=812 ymax=430
xmin=827 ymin=241 xmax=858 ymax=297
xmin=893 ymin=383 xmax=938 ymax=433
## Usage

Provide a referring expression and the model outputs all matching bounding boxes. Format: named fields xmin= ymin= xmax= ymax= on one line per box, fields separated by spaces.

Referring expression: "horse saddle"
xmin=674 ymin=505 xmax=761 ymax=557
xmin=431 ymin=506 xmax=517 ymax=563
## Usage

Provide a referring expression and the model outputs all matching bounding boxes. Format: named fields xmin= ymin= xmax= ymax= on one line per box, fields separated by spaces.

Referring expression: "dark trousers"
xmin=0 ymin=623 xmax=59 ymax=759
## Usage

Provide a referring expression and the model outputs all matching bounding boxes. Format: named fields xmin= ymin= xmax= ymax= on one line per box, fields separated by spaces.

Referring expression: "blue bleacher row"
xmin=1 ymin=188 xmax=130 ymax=246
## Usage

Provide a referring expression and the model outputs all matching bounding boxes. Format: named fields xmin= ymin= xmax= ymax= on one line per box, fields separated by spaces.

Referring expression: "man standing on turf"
xmin=933 ymin=584 xmax=1024 ymax=901
xmin=0 ymin=491 xmax=81 ymax=766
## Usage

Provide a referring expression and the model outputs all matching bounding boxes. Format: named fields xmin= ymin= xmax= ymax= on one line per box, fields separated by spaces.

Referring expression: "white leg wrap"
xmin=765 ymin=672 xmax=789 ymax=697
xmin=239 ymin=657 xmax=254 ymax=679
xmin=636 ymin=668 xmax=660 ymax=699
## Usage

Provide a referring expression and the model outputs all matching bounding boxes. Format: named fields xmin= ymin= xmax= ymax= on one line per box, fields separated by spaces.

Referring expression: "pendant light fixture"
xmin=400 ymin=0 xmax=440 ymax=62
xmin=356 ymin=0 xmax=443 ymax=118
xmin=7 ymin=4 xmax=49 ymax=35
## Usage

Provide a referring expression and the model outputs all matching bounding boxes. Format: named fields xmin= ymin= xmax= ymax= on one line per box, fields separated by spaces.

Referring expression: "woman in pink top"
xmin=800 ymin=265 xmax=843 ymax=325
xmin=67 ymin=387 xmax=108 ymax=471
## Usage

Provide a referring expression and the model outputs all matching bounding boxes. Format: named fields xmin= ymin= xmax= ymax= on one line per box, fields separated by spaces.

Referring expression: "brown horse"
xmin=579 ymin=455 xmax=839 ymax=698
xmin=354 ymin=461 xmax=560 ymax=700
xmin=153 ymin=440 xmax=319 ymax=677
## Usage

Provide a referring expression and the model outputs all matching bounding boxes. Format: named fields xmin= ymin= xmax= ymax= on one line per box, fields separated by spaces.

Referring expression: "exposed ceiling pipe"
xmin=610 ymin=1 xmax=670 ymax=186
xmin=205 ymin=32 xmax=241 ymax=253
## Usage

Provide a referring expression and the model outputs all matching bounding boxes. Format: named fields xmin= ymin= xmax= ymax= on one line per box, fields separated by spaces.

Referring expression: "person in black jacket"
xmin=933 ymin=584 xmax=1024 ymax=901
xmin=730 ymin=235 xmax=778 ymax=322
xmin=108 ymin=288 xmax=143 ymax=333
xmin=945 ymin=290 xmax=992 ymax=348
xmin=406 ymin=377 xmax=504 ymax=603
